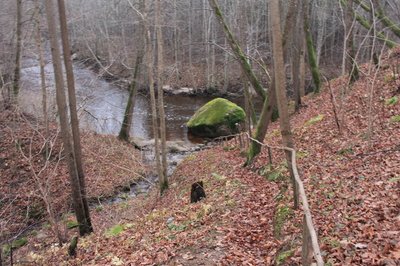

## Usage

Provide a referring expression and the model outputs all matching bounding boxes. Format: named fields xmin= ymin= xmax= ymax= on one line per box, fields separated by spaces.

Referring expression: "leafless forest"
xmin=1 ymin=0 xmax=400 ymax=92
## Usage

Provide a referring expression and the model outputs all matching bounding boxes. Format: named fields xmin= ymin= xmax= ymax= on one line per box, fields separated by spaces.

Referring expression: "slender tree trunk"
xmin=118 ymin=53 xmax=143 ymax=141
xmin=341 ymin=0 xmax=397 ymax=49
xmin=244 ymin=0 xmax=299 ymax=164
xmin=208 ymin=0 xmax=266 ymax=101
xmin=293 ymin=1 xmax=304 ymax=111
xmin=355 ymin=0 xmax=400 ymax=38
xmin=173 ymin=0 xmax=180 ymax=82
xmin=119 ymin=0 xmax=145 ymax=142
xmin=315 ymin=1 xmax=327 ymax=66
xmin=12 ymin=0 xmax=22 ymax=105
xmin=58 ymin=0 xmax=93 ymax=235
xmin=270 ymin=0 xmax=299 ymax=208
xmin=34 ymin=0 xmax=49 ymax=156
xmin=209 ymin=0 xmax=273 ymax=164
xmin=210 ymin=15 xmax=216 ymax=88
xmin=282 ymin=0 xmax=298 ymax=53
xmin=45 ymin=0 xmax=92 ymax=236
xmin=303 ymin=0 xmax=321 ymax=93
xmin=243 ymin=78 xmax=257 ymax=127
xmin=299 ymin=35 xmax=306 ymax=97
xmin=245 ymin=85 xmax=276 ymax=166
xmin=145 ymin=4 xmax=163 ymax=188
xmin=342 ymin=0 xmax=359 ymax=83
xmin=188 ymin=0 xmax=194 ymax=84
xmin=156 ymin=0 xmax=168 ymax=193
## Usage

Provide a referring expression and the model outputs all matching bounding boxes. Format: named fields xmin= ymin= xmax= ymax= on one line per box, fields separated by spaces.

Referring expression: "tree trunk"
xmin=173 ymin=0 xmax=180 ymax=82
xmin=354 ymin=12 xmax=397 ymax=49
xmin=208 ymin=0 xmax=266 ymax=101
xmin=303 ymin=0 xmax=321 ymax=94
xmin=34 ymin=0 xmax=49 ymax=156
xmin=12 ymin=0 xmax=22 ymax=105
xmin=156 ymin=0 xmax=168 ymax=193
xmin=57 ymin=0 xmax=93 ymax=236
xmin=119 ymin=0 xmax=145 ymax=142
xmin=293 ymin=1 xmax=304 ymax=111
xmin=270 ymin=0 xmax=299 ymax=208
xmin=245 ymin=84 xmax=276 ymax=165
xmin=45 ymin=0 xmax=92 ymax=236
xmin=299 ymin=36 xmax=306 ymax=98
xmin=118 ymin=53 xmax=143 ymax=141
xmin=145 ymin=3 xmax=163 ymax=189
xmin=355 ymin=0 xmax=400 ymax=39
xmin=342 ymin=0 xmax=359 ymax=84
xmin=188 ymin=0 xmax=194 ymax=84
xmin=315 ymin=1 xmax=327 ymax=66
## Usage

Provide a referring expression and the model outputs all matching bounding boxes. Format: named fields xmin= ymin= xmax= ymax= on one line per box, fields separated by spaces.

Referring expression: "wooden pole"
xmin=244 ymin=133 xmax=324 ymax=265
xmin=302 ymin=215 xmax=313 ymax=265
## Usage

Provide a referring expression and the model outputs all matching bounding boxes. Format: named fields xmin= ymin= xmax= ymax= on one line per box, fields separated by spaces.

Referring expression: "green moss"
xmin=225 ymin=199 xmax=236 ymax=207
xmin=323 ymin=237 xmax=341 ymax=248
xmin=160 ymin=181 xmax=169 ymax=195
xmin=384 ymin=74 xmax=396 ymax=83
xmin=259 ymin=164 xmax=287 ymax=182
xmin=276 ymin=249 xmax=294 ymax=265
xmin=187 ymin=98 xmax=245 ymax=138
xmin=66 ymin=220 xmax=79 ymax=229
xmin=337 ymin=147 xmax=354 ymax=155
xmin=106 ymin=224 xmax=124 ymax=236
xmin=305 ymin=114 xmax=324 ymax=126
xmin=385 ymin=96 xmax=398 ymax=106
xmin=296 ymin=150 xmax=309 ymax=159
xmin=274 ymin=205 xmax=292 ymax=238
xmin=2 ymin=237 xmax=28 ymax=256
xmin=390 ymin=115 xmax=400 ymax=122
xmin=167 ymin=223 xmax=187 ymax=232
xmin=212 ymin=173 xmax=227 ymax=181
xmin=223 ymin=145 xmax=235 ymax=151
xmin=271 ymin=107 xmax=279 ymax=122
xmin=27 ymin=202 xmax=45 ymax=220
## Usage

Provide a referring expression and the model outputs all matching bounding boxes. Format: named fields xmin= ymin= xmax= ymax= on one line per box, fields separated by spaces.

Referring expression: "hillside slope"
xmin=13 ymin=48 xmax=400 ymax=265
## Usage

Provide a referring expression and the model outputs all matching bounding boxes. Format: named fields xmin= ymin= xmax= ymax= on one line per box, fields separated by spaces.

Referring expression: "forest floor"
xmin=3 ymin=47 xmax=400 ymax=265
xmin=0 ymin=111 xmax=147 ymax=249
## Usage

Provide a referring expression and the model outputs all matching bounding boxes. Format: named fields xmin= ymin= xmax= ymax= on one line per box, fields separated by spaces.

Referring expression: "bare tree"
xmin=12 ymin=0 xmax=22 ymax=105
xmin=303 ymin=0 xmax=321 ymax=93
xmin=33 ymin=0 xmax=49 ymax=156
xmin=144 ymin=1 xmax=164 ymax=191
xmin=118 ymin=0 xmax=145 ymax=142
xmin=155 ymin=0 xmax=168 ymax=191
xmin=57 ymin=0 xmax=93 ymax=234
xmin=270 ymin=0 xmax=299 ymax=208
xmin=44 ymin=0 xmax=92 ymax=236
xmin=341 ymin=0 xmax=359 ymax=83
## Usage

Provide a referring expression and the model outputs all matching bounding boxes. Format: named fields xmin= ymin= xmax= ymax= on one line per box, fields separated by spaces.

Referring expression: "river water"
xmin=20 ymin=58 xmax=217 ymax=143
xmin=19 ymin=54 xmax=260 ymax=200
xmin=20 ymin=57 xmax=257 ymax=143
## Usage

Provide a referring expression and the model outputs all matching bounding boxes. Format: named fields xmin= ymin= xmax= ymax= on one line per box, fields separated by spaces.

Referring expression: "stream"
xmin=19 ymin=54 xmax=258 ymax=201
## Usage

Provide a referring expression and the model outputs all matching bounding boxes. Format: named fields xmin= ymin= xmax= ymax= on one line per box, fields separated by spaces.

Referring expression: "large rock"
xmin=187 ymin=98 xmax=245 ymax=138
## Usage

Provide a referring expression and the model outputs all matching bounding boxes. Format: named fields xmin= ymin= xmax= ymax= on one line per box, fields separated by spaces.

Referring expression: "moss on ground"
xmin=2 ymin=237 xmax=28 ymax=256
xmin=276 ymin=249 xmax=294 ymax=265
xmin=273 ymin=205 xmax=292 ymax=238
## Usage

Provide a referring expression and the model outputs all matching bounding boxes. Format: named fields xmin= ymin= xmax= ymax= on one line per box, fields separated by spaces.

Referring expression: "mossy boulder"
xmin=187 ymin=98 xmax=245 ymax=138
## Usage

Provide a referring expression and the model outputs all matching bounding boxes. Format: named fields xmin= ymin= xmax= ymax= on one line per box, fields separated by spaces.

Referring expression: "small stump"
xmin=190 ymin=181 xmax=206 ymax=203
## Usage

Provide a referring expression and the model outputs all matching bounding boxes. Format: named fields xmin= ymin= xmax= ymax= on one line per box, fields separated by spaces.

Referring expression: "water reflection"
xmin=20 ymin=59 xmax=261 ymax=142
